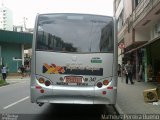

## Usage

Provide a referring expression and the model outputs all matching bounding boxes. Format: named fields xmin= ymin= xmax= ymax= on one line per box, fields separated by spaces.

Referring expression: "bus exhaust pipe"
xmin=38 ymin=103 xmax=44 ymax=107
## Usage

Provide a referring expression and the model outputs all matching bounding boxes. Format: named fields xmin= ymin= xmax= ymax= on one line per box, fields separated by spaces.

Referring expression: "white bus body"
xmin=30 ymin=13 xmax=117 ymax=105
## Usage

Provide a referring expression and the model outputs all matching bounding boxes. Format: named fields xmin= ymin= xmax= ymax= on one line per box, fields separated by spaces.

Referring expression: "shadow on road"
xmin=14 ymin=104 xmax=118 ymax=120
xmin=34 ymin=104 xmax=109 ymax=120
xmin=37 ymin=104 xmax=105 ymax=120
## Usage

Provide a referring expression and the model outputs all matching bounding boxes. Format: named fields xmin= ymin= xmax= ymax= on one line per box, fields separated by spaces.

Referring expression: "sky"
xmin=0 ymin=0 xmax=114 ymax=28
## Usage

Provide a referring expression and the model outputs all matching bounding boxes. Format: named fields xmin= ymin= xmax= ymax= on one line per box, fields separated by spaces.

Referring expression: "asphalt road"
xmin=0 ymin=79 xmax=119 ymax=120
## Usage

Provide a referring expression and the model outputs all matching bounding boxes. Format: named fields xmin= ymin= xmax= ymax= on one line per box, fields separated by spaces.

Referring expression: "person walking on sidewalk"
xmin=1 ymin=65 xmax=7 ymax=81
xmin=20 ymin=65 xmax=25 ymax=78
xmin=124 ymin=60 xmax=134 ymax=84
xmin=118 ymin=64 xmax=121 ymax=77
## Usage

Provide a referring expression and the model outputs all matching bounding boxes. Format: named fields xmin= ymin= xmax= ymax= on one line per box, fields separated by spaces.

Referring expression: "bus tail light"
xmin=35 ymin=86 xmax=42 ymax=89
xmin=102 ymin=91 xmax=107 ymax=95
xmin=45 ymin=80 xmax=51 ymax=86
xmin=107 ymin=86 xmax=113 ymax=90
xmin=40 ymin=89 xmax=44 ymax=93
xmin=103 ymin=80 xmax=109 ymax=85
xmin=97 ymin=82 xmax=102 ymax=88
xmin=37 ymin=76 xmax=52 ymax=86
xmin=38 ymin=78 xmax=45 ymax=83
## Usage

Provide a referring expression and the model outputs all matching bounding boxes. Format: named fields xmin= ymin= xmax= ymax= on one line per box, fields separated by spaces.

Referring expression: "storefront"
xmin=147 ymin=38 xmax=160 ymax=83
xmin=122 ymin=37 xmax=160 ymax=83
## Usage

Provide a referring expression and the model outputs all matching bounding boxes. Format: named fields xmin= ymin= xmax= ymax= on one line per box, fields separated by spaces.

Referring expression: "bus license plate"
xmin=65 ymin=76 xmax=82 ymax=83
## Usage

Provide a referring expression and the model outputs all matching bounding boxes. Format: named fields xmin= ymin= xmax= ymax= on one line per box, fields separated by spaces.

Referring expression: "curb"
xmin=0 ymin=82 xmax=9 ymax=87
xmin=115 ymin=103 xmax=124 ymax=115
xmin=115 ymin=103 xmax=125 ymax=120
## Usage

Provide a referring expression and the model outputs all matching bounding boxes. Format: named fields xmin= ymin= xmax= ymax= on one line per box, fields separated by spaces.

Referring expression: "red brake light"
xmin=102 ymin=91 xmax=107 ymax=95
xmin=35 ymin=86 xmax=42 ymax=89
xmin=40 ymin=89 xmax=44 ymax=93
xmin=107 ymin=86 xmax=113 ymax=89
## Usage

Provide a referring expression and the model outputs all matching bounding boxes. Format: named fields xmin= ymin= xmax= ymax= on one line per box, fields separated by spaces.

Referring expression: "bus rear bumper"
xmin=35 ymin=95 xmax=112 ymax=104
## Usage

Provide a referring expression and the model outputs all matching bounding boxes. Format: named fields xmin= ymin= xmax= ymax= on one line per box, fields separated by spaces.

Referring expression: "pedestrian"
xmin=121 ymin=64 xmax=125 ymax=82
xmin=124 ymin=60 xmax=134 ymax=84
xmin=118 ymin=64 xmax=121 ymax=77
xmin=26 ymin=65 xmax=31 ymax=76
xmin=1 ymin=65 xmax=7 ymax=81
xmin=20 ymin=65 xmax=25 ymax=78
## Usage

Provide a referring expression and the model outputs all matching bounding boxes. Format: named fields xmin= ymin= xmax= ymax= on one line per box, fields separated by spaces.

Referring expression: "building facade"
xmin=0 ymin=6 xmax=13 ymax=31
xmin=114 ymin=0 xmax=160 ymax=83
xmin=0 ymin=30 xmax=32 ymax=73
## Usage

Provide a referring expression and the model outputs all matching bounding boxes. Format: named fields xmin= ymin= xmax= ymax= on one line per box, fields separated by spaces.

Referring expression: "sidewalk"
xmin=116 ymin=77 xmax=160 ymax=114
xmin=5 ymin=75 xmax=30 ymax=84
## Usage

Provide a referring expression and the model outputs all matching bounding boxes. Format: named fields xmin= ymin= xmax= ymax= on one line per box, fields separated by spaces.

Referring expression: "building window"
xmin=117 ymin=11 xmax=124 ymax=32
xmin=135 ymin=0 xmax=141 ymax=7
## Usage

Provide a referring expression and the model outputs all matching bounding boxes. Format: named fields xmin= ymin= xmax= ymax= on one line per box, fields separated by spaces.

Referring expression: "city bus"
xmin=30 ymin=13 xmax=117 ymax=106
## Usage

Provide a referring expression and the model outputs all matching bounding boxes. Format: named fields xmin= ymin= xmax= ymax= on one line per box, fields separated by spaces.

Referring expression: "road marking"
xmin=3 ymin=96 xmax=29 ymax=109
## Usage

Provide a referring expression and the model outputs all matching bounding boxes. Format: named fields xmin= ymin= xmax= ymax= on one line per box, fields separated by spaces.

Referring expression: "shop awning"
xmin=124 ymin=36 xmax=160 ymax=54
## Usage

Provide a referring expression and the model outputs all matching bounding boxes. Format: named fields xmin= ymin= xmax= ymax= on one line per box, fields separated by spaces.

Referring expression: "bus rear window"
xmin=36 ymin=14 xmax=114 ymax=53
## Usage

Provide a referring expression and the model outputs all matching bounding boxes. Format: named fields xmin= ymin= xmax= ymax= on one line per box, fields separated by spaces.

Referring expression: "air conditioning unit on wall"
xmin=143 ymin=88 xmax=160 ymax=102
